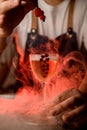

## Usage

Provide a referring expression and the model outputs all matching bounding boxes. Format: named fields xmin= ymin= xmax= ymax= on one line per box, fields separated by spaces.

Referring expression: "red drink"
xmin=30 ymin=54 xmax=58 ymax=83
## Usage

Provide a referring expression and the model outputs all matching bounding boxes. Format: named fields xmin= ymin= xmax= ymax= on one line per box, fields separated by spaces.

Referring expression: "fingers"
xmin=62 ymin=104 xmax=87 ymax=127
xmin=47 ymin=88 xmax=81 ymax=109
xmin=48 ymin=88 xmax=76 ymax=106
xmin=0 ymin=0 xmax=37 ymax=14
xmin=44 ymin=88 xmax=82 ymax=116
xmin=0 ymin=0 xmax=37 ymax=37
xmin=0 ymin=0 xmax=21 ymax=14
xmin=55 ymin=88 xmax=81 ymax=104
xmin=43 ymin=87 xmax=87 ymax=129
xmin=50 ymin=93 xmax=84 ymax=116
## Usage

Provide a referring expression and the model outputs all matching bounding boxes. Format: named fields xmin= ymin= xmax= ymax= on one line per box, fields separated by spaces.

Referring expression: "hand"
xmin=0 ymin=0 xmax=37 ymax=37
xmin=43 ymin=88 xmax=87 ymax=128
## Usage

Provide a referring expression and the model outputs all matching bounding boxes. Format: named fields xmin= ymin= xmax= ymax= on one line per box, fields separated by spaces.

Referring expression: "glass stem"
xmin=41 ymin=82 xmax=47 ymax=104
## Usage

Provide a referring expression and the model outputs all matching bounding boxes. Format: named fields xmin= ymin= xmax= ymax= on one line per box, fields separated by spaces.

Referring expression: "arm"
xmin=0 ymin=0 xmax=37 ymax=88
xmin=0 ymin=34 xmax=17 ymax=88
xmin=0 ymin=37 xmax=7 ymax=54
